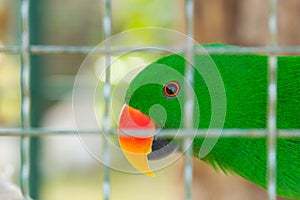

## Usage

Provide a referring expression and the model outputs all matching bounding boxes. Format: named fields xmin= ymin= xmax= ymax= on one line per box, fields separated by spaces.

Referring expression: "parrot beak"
xmin=118 ymin=105 xmax=155 ymax=177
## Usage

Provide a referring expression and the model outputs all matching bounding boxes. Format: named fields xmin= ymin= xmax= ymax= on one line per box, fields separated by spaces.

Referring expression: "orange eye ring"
xmin=163 ymin=81 xmax=181 ymax=98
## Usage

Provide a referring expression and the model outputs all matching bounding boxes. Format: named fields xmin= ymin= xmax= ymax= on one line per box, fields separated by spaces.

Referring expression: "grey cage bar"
xmin=183 ymin=0 xmax=194 ymax=200
xmin=20 ymin=0 xmax=31 ymax=200
xmin=102 ymin=0 xmax=112 ymax=199
xmin=0 ymin=0 xmax=299 ymax=199
xmin=267 ymin=0 xmax=278 ymax=200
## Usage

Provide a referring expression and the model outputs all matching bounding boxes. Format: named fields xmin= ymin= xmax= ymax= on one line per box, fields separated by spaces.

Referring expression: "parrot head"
xmin=118 ymin=54 xmax=188 ymax=176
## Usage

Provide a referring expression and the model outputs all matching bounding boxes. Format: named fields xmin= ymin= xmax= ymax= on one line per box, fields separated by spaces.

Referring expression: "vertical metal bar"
xmin=20 ymin=0 xmax=31 ymax=199
xmin=102 ymin=0 xmax=112 ymax=199
xmin=184 ymin=0 xmax=194 ymax=200
xmin=267 ymin=0 xmax=277 ymax=200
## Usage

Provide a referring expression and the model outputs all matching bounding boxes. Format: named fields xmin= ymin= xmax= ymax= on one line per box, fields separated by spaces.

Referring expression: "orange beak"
xmin=118 ymin=105 xmax=155 ymax=177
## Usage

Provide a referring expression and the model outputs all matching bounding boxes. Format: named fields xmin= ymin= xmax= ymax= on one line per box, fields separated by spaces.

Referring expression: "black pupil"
xmin=166 ymin=83 xmax=177 ymax=95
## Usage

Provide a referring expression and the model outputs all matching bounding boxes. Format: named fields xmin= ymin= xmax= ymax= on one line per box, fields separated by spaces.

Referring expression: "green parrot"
xmin=117 ymin=44 xmax=300 ymax=199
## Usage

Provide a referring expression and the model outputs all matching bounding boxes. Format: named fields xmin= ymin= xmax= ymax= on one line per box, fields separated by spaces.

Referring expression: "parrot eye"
xmin=163 ymin=81 xmax=180 ymax=98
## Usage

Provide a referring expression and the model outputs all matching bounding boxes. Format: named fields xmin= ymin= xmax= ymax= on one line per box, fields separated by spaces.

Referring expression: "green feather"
xmin=125 ymin=44 xmax=300 ymax=199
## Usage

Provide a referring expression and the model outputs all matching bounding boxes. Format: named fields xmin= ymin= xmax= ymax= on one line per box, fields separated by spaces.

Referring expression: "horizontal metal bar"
xmin=0 ymin=128 xmax=299 ymax=137
xmin=0 ymin=45 xmax=182 ymax=55
xmin=30 ymin=45 xmax=95 ymax=54
xmin=201 ymin=45 xmax=300 ymax=54
xmin=1 ymin=45 xmax=300 ymax=55
xmin=0 ymin=46 xmax=20 ymax=53
xmin=0 ymin=45 xmax=95 ymax=54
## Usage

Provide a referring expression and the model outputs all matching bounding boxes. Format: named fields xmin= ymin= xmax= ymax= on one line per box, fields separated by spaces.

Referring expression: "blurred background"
xmin=0 ymin=0 xmax=299 ymax=199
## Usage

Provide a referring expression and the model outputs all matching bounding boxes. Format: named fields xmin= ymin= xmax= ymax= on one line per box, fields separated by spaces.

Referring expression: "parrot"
xmin=117 ymin=43 xmax=300 ymax=199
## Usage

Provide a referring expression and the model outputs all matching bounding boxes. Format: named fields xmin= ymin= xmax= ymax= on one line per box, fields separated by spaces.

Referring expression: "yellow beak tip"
xmin=121 ymin=151 xmax=155 ymax=177
xmin=145 ymin=171 xmax=156 ymax=177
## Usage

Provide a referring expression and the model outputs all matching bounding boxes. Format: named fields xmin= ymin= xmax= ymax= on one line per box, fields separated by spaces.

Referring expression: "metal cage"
xmin=0 ymin=0 xmax=299 ymax=199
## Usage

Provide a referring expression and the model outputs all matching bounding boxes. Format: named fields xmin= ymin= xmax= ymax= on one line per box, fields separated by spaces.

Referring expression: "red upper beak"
xmin=118 ymin=105 xmax=156 ymax=177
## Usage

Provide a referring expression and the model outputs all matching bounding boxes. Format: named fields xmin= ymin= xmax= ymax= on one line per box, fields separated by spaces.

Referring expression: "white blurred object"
xmin=41 ymin=99 xmax=100 ymax=176
xmin=0 ymin=165 xmax=22 ymax=200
